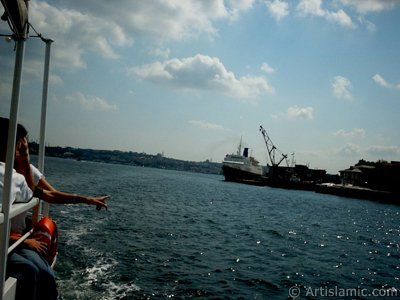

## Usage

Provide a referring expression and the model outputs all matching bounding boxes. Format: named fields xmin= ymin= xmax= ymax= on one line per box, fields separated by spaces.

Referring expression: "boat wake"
xmin=58 ymin=248 xmax=140 ymax=299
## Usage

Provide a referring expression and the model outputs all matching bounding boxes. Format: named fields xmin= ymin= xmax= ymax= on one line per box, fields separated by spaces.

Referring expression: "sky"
xmin=1 ymin=0 xmax=400 ymax=174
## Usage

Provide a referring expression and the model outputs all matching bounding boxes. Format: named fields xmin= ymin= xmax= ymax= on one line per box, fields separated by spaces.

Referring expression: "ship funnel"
xmin=243 ymin=147 xmax=249 ymax=157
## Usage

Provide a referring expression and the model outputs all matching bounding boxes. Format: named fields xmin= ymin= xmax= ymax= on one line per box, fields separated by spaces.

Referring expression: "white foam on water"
xmin=99 ymin=282 xmax=141 ymax=300
xmin=85 ymin=255 xmax=117 ymax=284
xmin=63 ymin=224 xmax=88 ymax=246
xmin=59 ymin=248 xmax=141 ymax=299
xmin=58 ymin=251 xmax=141 ymax=298
xmin=61 ymin=214 xmax=106 ymax=246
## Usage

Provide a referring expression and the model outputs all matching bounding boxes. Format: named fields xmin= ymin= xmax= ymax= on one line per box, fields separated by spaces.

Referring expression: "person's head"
xmin=0 ymin=117 xmax=28 ymax=162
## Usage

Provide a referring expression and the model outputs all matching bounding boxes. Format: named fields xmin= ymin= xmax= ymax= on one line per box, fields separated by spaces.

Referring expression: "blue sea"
xmin=38 ymin=157 xmax=399 ymax=299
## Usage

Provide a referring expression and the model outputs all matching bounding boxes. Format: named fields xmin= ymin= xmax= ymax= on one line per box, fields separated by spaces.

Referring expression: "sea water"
xmin=39 ymin=157 xmax=399 ymax=299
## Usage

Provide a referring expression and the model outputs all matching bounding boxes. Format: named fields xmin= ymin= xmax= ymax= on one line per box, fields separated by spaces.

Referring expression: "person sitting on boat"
xmin=0 ymin=117 xmax=110 ymax=300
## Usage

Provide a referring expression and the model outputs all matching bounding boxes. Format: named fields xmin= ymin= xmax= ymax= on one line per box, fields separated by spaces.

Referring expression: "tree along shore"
xmin=29 ymin=142 xmax=222 ymax=175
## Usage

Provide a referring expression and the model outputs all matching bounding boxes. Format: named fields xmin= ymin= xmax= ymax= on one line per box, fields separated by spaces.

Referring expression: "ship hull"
xmin=222 ymin=164 xmax=267 ymax=185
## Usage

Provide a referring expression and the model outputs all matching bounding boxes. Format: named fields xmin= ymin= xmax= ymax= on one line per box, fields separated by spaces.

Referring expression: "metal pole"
xmin=38 ymin=39 xmax=53 ymax=217
xmin=0 ymin=38 xmax=26 ymax=300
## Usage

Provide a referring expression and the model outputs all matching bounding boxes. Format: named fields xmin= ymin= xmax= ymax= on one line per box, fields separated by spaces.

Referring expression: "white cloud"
xmin=287 ymin=106 xmax=313 ymax=120
xmin=339 ymin=0 xmax=400 ymax=31
xmin=265 ymin=0 xmax=289 ymax=21
xmin=65 ymin=92 xmax=117 ymax=111
xmin=267 ymin=0 xmax=399 ymax=30
xmin=226 ymin=0 xmax=256 ymax=20
xmin=327 ymin=9 xmax=354 ymax=28
xmin=7 ymin=0 xmax=398 ymax=75
xmin=366 ymin=145 xmax=400 ymax=157
xmin=132 ymin=61 xmax=173 ymax=81
xmin=20 ymin=1 xmax=255 ymax=72
xmin=29 ymin=1 xmax=132 ymax=70
xmin=332 ymin=76 xmax=353 ymax=100
xmin=357 ymin=16 xmax=376 ymax=32
xmin=12 ymin=0 xmax=397 ymax=77
xmin=337 ymin=143 xmax=400 ymax=159
xmin=53 ymin=0 xmax=253 ymax=41
xmin=49 ymin=74 xmax=63 ymax=86
xmin=131 ymin=54 xmax=275 ymax=100
xmin=297 ymin=0 xmax=325 ymax=16
xmin=337 ymin=143 xmax=361 ymax=156
xmin=334 ymin=128 xmax=366 ymax=138
xmin=189 ymin=120 xmax=225 ymax=131
xmin=297 ymin=0 xmax=355 ymax=28
xmin=339 ymin=0 xmax=400 ymax=14
xmin=372 ymin=74 xmax=391 ymax=88
xmin=152 ymin=47 xmax=171 ymax=59
xmin=372 ymin=74 xmax=400 ymax=90
xmin=340 ymin=0 xmax=400 ymax=32
xmin=261 ymin=62 xmax=276 ymax=73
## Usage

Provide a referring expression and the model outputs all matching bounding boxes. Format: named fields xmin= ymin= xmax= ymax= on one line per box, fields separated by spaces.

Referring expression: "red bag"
xmin=32 ymin=216 xmax=58 ymax=265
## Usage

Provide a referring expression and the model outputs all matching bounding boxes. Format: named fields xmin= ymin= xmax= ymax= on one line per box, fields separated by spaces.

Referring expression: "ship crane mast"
xmin=259 ymin=125 xmax=289 ymax=167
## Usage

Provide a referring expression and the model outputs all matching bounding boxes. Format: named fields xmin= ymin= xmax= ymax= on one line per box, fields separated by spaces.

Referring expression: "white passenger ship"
xmin=222 ymin=139 xmax=267 ymax=185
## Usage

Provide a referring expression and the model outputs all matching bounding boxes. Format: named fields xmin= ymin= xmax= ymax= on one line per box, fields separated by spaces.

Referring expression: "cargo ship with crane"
xmin=259 ymin=125 xmax=326 ymax=190
xmin=222 ymin=126 xmax=326 ymax=189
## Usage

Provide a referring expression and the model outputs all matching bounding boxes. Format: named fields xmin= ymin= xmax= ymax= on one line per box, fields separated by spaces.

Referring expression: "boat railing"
xmin=4 ymin=200 xmax=40 ymax=254
xmin=0 ymin=2 xmax=53 ymax=297
xmin=0 ymin=198 xmax=41 ymax=299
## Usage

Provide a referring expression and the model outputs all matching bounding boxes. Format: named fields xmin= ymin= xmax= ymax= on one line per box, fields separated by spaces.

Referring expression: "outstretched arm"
xmin=41 ymin=190 xmax=110 ymax=210
xmin=37 ymin=175 xmax=110 ymax=210
xmin=15 ymin=137 xmax=110 ymax=210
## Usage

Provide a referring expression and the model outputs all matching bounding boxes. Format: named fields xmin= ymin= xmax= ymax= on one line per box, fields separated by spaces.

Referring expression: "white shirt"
xmin=31 ymin=164 xmax=44 ymax=186
xmin=0 ymin=163 xmax=44 ymax=233
xmin=0 ymin=162 xmax=33 ymax=205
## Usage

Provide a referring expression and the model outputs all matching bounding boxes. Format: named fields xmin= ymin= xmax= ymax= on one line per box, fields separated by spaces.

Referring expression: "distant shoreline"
xmin=28 ymin=142 xmax=222 ymax=175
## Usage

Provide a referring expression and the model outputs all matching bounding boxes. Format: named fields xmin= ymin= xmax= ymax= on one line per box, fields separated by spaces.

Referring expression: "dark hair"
xmin=0 ymin=117 xmax=28 ymax=161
